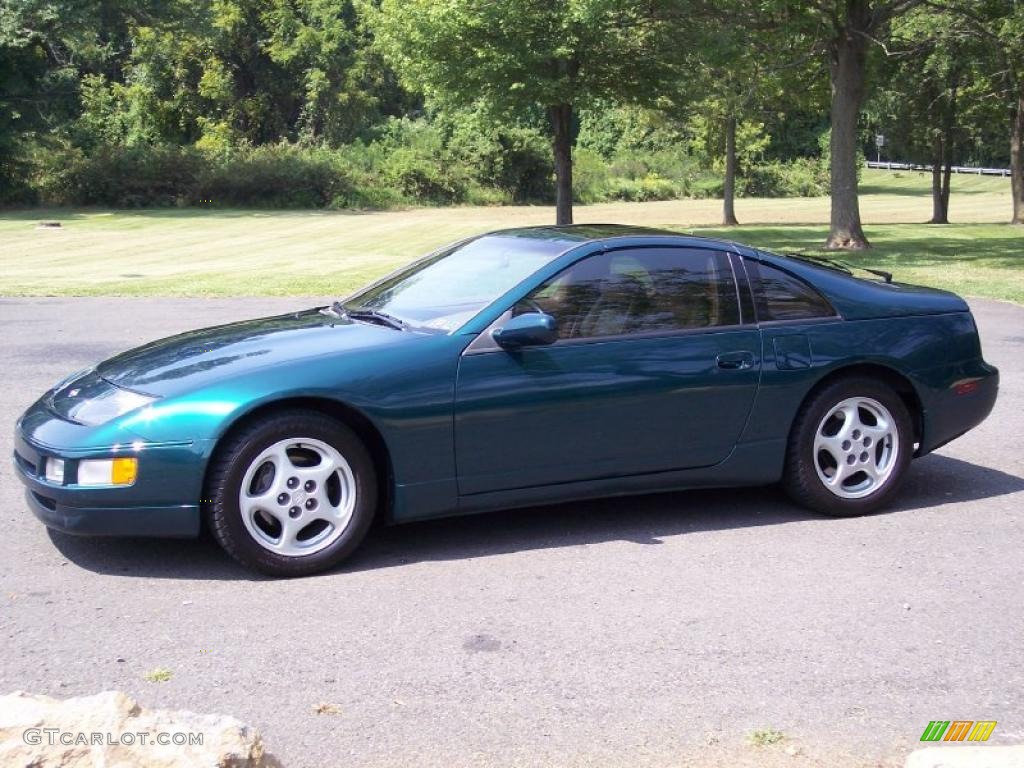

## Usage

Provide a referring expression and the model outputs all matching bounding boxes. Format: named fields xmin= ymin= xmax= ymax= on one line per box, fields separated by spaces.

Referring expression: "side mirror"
xmin=493 ymin=312 xmax=558 ymax=349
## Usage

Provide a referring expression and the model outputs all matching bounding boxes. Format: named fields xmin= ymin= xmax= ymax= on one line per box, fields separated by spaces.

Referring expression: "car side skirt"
xmin=393 ymin=439 xmax=785 ymax=523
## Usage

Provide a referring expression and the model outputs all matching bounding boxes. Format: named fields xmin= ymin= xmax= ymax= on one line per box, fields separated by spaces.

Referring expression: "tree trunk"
xmin=929 ymin=133 xmax=952 ymax=224
xmin=549 ymin=103 xmax=574 ymax=226
xmin=933 ymin=135 xmax=946 ymax=224
xmin=941 ymin=152 xmax=952 ymax=220
xmin=722 ymin=114 xmax=739 ymax=226
xmin=930 ymin=71 xmax=960 ymax=224
xmin=1012 ymin=90 xmax=1023 ymax=225
xmin=825 ymin=3 xmax=871 ymax=250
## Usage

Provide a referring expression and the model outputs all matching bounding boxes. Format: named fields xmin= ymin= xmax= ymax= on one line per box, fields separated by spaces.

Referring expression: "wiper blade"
xmin=319 ymin=302 xmax=346 ymax=318
xmin=344 ymin=307 xmax=410 ymax=331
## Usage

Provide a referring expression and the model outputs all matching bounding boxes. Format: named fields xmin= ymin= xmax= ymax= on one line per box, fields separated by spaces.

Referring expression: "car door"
xmin=453 ymin=246 xmax=762 ymax=495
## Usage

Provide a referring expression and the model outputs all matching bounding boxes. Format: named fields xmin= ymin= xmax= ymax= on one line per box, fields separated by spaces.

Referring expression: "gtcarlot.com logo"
xmin=23 ymin=728 xmax=204 ymax=747
xmin=920 ymin=720 xmax=997 ymax=742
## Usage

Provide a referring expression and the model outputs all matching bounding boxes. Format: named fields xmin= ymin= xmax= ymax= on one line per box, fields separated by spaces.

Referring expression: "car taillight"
xmin=954 ymin=380 xmax=980 ymax=396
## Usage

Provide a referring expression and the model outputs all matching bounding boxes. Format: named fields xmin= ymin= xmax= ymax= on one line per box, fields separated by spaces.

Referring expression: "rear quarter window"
xmin=746 ymin=259 xmax=835 ymax=322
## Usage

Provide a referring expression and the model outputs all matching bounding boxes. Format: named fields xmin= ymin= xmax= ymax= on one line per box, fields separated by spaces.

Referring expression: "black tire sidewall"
xmin=208 ymin=411 xmax=378 ymax=576
xmin=784 ymin=377 xmax=913 ymax=516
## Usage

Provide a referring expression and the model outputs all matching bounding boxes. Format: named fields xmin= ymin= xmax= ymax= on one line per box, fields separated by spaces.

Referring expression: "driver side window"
xmin=514 ymin=247 xmax=740 ymax=340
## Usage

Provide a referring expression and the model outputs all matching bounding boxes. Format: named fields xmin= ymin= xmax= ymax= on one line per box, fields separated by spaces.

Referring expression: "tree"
xmin=368 ymin=0 xmax=690 ymax=225
xmin=982 ymin=0 xmax=1024 ymax=225
xmin=676 ymin=4 xmax=824 ymax=227
xmin=672 ymin=27 xmax=760 ymax=227
xmin=799 ymin=1 xmax=927 ymax=249
xmin=0 ymin=0 xmax=403 ymax=152
xmin=873 ymin=7 xmax=982 ymax=224
xmin=262 ymin=0 xmax=410 ymax=146
xmin=0 ymin=0 xmax=206 ymax=148
xmin=942 ymin=0 xmax=1024 ymax=225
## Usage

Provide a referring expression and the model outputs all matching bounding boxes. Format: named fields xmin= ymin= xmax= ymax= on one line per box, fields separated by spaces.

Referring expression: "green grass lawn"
xmin=1 ymin=169 xmax=1020 ymax=303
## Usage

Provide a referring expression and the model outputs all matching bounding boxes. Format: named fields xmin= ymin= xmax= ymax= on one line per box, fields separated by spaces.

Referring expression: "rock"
xmin=0 ymin=690 xmax=281 ymax=767
xmin=905 ymin=746 xmax=1024 ymax=768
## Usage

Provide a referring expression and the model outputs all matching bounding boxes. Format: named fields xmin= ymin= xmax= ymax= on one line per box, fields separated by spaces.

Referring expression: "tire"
xmin=206 ymin=409 xmax=377 ymax=577
xmin=783 ymin=376 xmax=913 ymax=516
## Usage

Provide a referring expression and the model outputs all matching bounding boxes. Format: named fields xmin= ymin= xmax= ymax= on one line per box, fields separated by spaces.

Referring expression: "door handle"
xmin=716 ymin=351 xmax=755 ymax=370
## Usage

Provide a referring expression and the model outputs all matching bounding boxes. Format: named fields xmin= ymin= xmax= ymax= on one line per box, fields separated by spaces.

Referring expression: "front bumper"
xmin=21 ymin=488 xmax=199 ymax=537
xmin=13 ymin=415 xmax=205 ymax=538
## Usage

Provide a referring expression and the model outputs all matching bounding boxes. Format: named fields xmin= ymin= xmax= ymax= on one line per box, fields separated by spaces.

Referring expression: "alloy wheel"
xmin=238 ymin=437 xmax=356 ymax=556
xmin=813 ymin=396 xmax=899 ymax=499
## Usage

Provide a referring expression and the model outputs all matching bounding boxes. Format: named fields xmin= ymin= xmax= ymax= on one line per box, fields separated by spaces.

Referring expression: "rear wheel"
xmin=207 ymin=410 xmax=377 ymax=576
xmin=783 ymin=377 xmax=913 ymax=516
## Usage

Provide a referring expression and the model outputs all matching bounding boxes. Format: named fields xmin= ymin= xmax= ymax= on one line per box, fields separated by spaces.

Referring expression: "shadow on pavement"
xmin=47 ymin=452 xmax=1024 ymax=581
xmin=46 ymin=527 xmax=260 ymax=581
xmin=893 ymin=453 xmax=1024 ymax=511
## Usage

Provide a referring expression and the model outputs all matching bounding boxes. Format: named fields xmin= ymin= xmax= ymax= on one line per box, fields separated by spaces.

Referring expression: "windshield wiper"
xmin=344 ymin=307 xmax=410 ymax=331
xmin=319 ymin=302 xmax=346 ymax=319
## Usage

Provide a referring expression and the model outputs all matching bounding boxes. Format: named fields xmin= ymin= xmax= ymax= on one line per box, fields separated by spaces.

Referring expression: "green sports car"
xmin=13 ymin=225 xmax=998 ymax=576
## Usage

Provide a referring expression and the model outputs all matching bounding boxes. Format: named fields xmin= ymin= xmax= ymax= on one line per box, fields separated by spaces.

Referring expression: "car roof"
xmin=480 ymin=224 xmax=968 ymax=321
xmin=480 ymin=224 xmax=739 ymax=252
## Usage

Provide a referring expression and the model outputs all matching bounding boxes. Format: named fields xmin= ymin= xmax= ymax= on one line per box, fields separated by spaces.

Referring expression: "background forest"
xmin=1 ymin=0 xmax=1021 ymax=246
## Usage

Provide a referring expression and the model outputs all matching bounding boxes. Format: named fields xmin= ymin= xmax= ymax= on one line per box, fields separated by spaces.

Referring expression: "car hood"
xmin=91 ymin=309 xmax=418 ymax=398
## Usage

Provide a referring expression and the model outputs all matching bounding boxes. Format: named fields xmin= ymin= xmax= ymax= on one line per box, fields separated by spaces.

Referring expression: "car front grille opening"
xmin=30 ymin=491 xmax=57 ymax=511
xmin=14 ymin=451 xmax=38 ymax=476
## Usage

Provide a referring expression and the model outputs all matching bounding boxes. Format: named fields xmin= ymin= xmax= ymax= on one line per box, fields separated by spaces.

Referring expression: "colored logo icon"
xmin=920 ymin=721 xmax=997 ymax=742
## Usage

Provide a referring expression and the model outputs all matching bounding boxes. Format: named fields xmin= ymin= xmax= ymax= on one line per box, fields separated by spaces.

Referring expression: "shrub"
xmin=381 ymin=146 xmax=467 ymax=204
xmin=197 ymin=144 xmax=357 ymax=208
xmin=480 ymin=127 xmax=553 ymax=202
xmin=687 ymin=174 xmax=724 ymax=199
xmin=35 ymin=144 xmax=202 ymax=207
xmin=366 ymin=117 xmax=471 ymax=204
xmin=572 ymin=148 xmax=612 ymax=203
xmin=11 ymin=120 xmax=832 ymax=210
xmin=606 ymin=174 xmax=681 ymax=202
xmin=738 ymin=158 xmax=829 ymax=198
xmin=445 ymin=115 xmax=554 ymax=202
xmin=0 ymin=148 xmax=37 ymax=206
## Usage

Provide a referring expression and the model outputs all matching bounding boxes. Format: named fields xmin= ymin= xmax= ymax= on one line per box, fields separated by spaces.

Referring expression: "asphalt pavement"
xmin=1 ymin=296 xmax=1022 ymax=767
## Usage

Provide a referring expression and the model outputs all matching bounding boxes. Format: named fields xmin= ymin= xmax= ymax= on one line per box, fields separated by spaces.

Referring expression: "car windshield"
xmin=342 ymin=235 xmax=566 ymax=333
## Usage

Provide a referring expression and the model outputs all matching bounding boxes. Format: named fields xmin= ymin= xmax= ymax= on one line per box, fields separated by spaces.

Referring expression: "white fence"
xmin=866 ymin=160 xmax=1011 ymax=177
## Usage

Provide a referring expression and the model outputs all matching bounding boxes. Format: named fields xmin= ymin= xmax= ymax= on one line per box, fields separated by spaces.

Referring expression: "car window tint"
xmin=516 ymin=248 xmax=740 ymax=340
xmin=746 ymin=260 xmax=835 ymax=321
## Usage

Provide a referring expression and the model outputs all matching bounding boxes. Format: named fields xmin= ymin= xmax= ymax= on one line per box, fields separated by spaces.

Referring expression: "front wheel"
xmin=206 ymin=410 xmax=377 ymax=576
xmin=783 ymin=377 xmax=914 ymax=516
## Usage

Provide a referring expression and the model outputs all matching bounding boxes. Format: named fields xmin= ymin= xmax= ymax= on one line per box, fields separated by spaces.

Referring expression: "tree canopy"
xmin=0 ymin=0 xmax=1020 ymax=236
xmin=370 ymin=0 xmax=693 ymax=224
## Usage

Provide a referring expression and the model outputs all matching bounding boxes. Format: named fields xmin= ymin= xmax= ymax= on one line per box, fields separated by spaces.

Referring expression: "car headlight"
xmin=45 ymin=458 xmax=65 ymax=484
xmin=78 ymin=457 xmax=138 ymax=486
xmin=67 ymin=386 xmax=158 ymax=426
